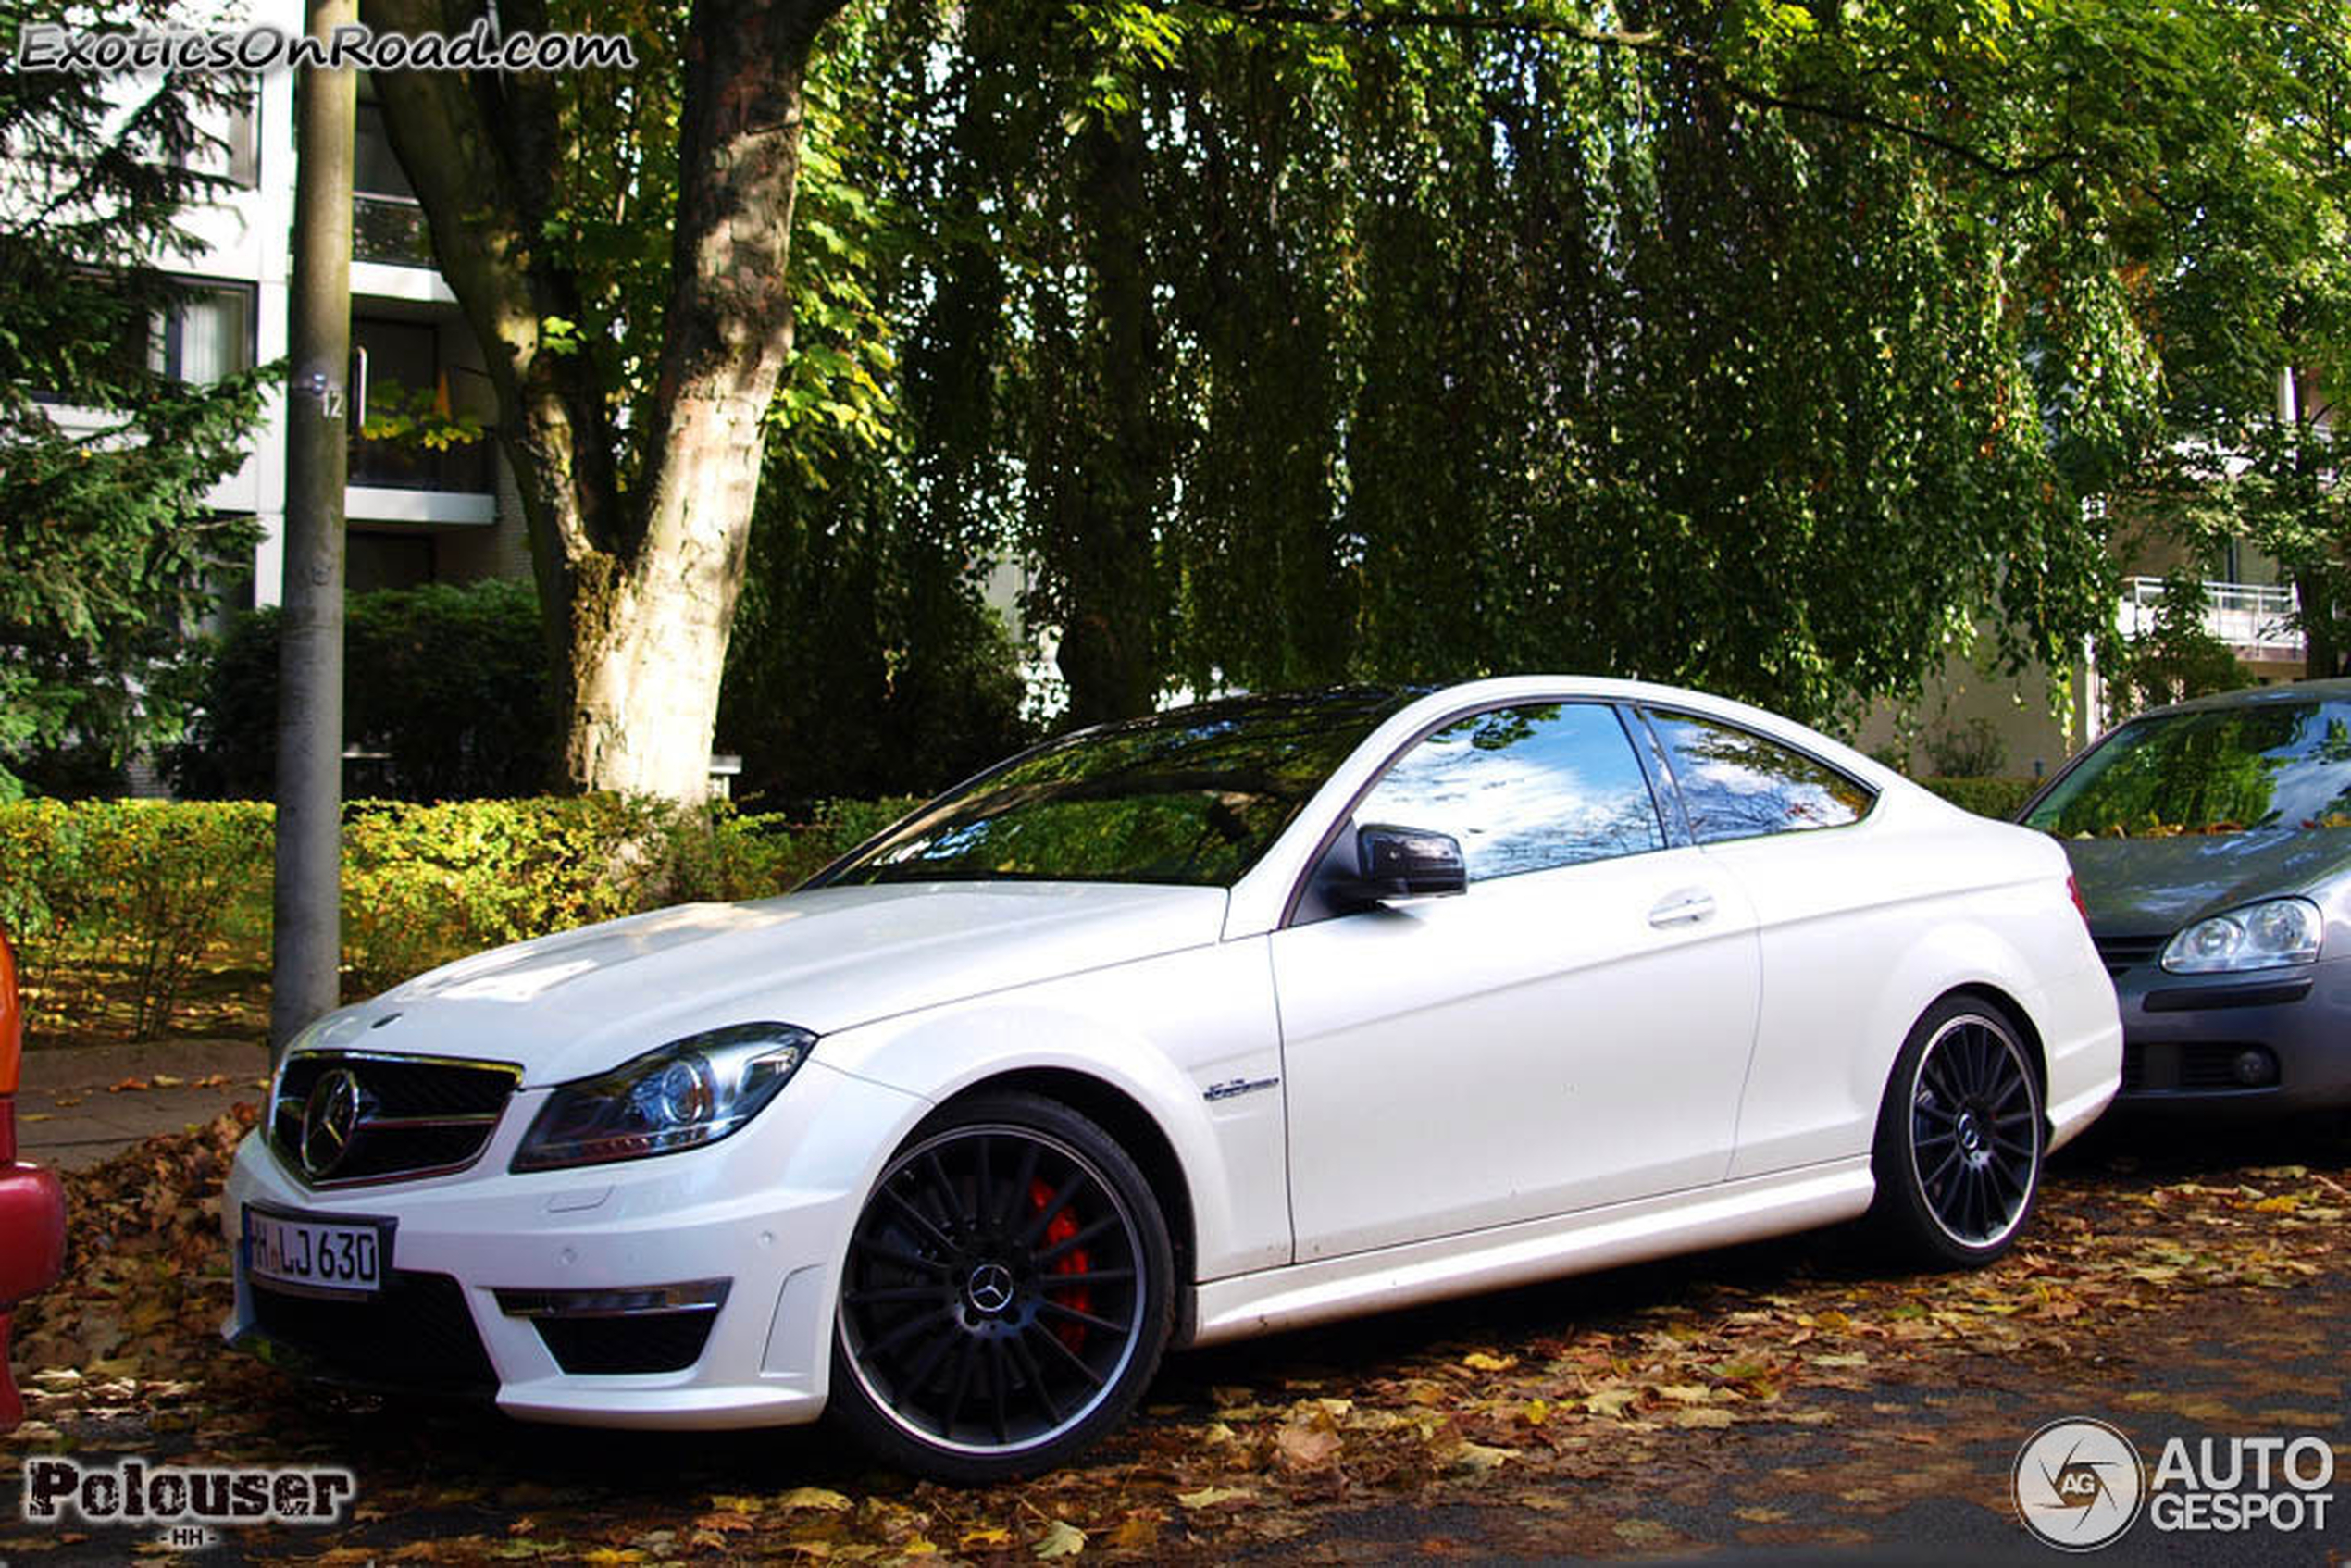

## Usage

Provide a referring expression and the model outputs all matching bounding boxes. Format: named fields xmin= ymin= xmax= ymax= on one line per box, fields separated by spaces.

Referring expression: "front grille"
xmin=249 ymin=1271 xmax=496 ymax=1394
xmin=533 ymin=1312 xmax=717 ymax=1375
xmin=2094 ymin=933 xmax=2167 ymax=979
xmin=271 ymin=1051 xmax=521 ymax=1187
xmin=2121 ymin=1042 xmax=2146 ymax=1093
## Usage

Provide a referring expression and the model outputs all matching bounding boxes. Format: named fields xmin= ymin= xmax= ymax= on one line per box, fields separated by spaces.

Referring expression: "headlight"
xmin=2160 ymin=897 xmax=2324 ymax=974
xmin=511 ymin=1022 xmax=815 ymax=1172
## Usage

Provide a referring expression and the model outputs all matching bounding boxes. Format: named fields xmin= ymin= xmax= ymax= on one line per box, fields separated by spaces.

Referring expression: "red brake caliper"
xmin=1028 ymin=1177 xmax=1090 ymax=1354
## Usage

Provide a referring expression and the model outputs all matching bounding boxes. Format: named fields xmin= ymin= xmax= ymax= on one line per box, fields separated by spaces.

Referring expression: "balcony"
xmin=346 ymin=431 xmax=498 ymax=526
xmin=2118 ymin=577 xmax=2302 ymax=658
xmin=350 ymin=432 xmax=495 ymax=493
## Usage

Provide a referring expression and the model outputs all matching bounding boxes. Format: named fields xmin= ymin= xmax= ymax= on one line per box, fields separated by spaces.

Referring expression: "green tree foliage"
xmin=2103 ymin=3 xmax=2351 ymax=667
xmin=2095 ymin=570 xmax=2253 ymax=727
xmin=0 ymin=0 xmax=270 ymax=798
xmin=718 ymin=467 xmax=1035 ymax=811
xmin=858 ymin=0 xmax=2335 ymax=731
xmin=369 ymin=0 xmax=2345 ymax=781
xmin=170 ymin=580 xmax=560 ymax=802
xmin=1922 ymin=718 xmax=2010 ymax=780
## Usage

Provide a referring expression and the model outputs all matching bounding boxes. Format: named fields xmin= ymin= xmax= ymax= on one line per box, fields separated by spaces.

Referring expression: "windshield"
xmin=2024 ymin=700 xmax=2351 ymax=838
xmin=823 ymin=689 xmax=1412 ymax=887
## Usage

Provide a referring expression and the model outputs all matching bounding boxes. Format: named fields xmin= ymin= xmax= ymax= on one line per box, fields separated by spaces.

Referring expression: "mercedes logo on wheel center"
xmin=964 ymin=1262 xmax=1016 ymax=1316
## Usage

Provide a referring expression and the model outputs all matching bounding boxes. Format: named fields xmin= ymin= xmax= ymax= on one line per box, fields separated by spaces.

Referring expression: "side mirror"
xmin=1355 ymin=823 xmax=1467 ymax=900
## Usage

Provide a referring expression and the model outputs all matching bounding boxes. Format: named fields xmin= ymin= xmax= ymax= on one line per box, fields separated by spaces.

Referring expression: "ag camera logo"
xmin=2014 ymin=1418 xmax=2340 ymax=1551
xmin=2013 ymin=1418 xmax=2146 ymax=1551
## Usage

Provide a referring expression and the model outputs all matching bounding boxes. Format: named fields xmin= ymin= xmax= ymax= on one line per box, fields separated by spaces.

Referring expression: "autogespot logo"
xmin=2014 ymin=1418 xmax=2146 ymax=1552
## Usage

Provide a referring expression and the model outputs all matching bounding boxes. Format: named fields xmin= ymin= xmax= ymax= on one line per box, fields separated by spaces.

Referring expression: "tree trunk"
xmin=366 ymin=0 xmax=843 ymax=798
xmin=2296 ymin=567 xmax=2339 ymax=680
xmin=564 ymin=544 xmax=745 ymax=799
xmin=2290 ymin=394 xmax=2341 ymax=681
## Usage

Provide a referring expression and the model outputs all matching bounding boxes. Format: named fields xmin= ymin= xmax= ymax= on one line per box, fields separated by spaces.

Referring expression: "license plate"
xmin=243 ymin=1205 xmax=391 ymax=1298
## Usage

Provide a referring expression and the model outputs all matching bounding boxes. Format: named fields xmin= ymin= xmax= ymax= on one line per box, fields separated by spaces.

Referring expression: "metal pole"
xmin=271 ymin=1 xmax=355 ymax=1059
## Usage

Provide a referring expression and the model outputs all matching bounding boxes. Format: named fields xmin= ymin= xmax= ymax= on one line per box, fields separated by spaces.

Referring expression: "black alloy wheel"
xmin=828 ymin=1093 xmax=1173 ymax=1481
xmin=1870 ymin=997 xmax=2045 ymax=1268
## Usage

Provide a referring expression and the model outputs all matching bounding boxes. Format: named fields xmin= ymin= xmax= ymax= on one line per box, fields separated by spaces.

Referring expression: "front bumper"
xmin=2108 ymin=952 xmax=2351 ymax=1115
xmin=221 ymin=1060 xmax=925 ymax=1430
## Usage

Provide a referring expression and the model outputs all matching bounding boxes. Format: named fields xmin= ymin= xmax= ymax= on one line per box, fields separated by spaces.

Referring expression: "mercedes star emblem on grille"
xmin=300 ymin=1067 xmax=366 ymax=1179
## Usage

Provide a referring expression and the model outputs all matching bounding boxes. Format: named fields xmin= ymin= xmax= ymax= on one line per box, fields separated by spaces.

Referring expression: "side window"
xmin=1357 ymin=703 xmax=1664 ymax=882
xmin=1645 ymin=709 xmax=1874 ymax=843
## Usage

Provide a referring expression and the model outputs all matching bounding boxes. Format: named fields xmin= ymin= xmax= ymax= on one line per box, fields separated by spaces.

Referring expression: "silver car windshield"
xmin=2025 ymin=700 xmax=2351 ymax=837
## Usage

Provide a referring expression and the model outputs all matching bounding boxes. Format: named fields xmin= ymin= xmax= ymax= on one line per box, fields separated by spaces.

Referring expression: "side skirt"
xmin=1186 ymin=1159 xmax=1874 ymax=1348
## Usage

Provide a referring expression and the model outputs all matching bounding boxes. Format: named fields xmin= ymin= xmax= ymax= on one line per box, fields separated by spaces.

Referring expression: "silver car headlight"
xmin=511 ymin=1022 xmax=815 ymax=1171
xmin=2160 ymin=897 xmax=2324 ymax=975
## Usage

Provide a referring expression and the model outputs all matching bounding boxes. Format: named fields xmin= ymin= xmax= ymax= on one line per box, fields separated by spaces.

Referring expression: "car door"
xmin=1634 ymin=705 xmax=1892 ymax=1179
xmin=1270 ymin=700 xmax=1764 ymax=1261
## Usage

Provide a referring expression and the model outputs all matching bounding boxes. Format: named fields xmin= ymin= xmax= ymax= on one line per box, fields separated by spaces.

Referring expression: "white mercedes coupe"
xmin=225 ymin=678 xmax=2121 ymax=1478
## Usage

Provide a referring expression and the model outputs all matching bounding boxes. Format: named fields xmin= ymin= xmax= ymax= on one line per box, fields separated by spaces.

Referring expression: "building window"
xmin=351 ymin=99 xmax=434 ymax=267
xmin=222 ymin=91 xmax=259 ymax=186
xmin=29 ymin=278 xmax=254 ymax=404
xmin=354 ymin=102 xmax=415 ymax=199
xmin=165 ymin=282 xmax=255 ymax=383
xmin=348 ymin=530 xmax=438 ymax=594
xmin=350 ymin=316 xmax=496 ymax=492
xmin=175 ymin=84 xmax=260 ymax=187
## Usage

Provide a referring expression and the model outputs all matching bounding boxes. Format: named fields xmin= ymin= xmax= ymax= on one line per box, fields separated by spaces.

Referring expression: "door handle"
xmin=1648 ymin=888 xmax=1716 ymax=927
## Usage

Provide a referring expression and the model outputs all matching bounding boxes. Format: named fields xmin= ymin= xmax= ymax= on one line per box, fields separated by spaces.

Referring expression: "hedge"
xmin=1 ymin=776 xmax=2046 ymax=1043
xmin=0 ymin=795 xmax=914 ymax=1042
xmin=0 ymin=800 xmax=274 ymax=1040
xmin=1916 ymin=776 xmax=2038 ymax=820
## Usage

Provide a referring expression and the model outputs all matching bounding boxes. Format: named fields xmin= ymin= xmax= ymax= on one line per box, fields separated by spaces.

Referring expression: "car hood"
xmin=307 ymin=881 xmax=1229 ymax=1086
xmin=2055 ymin=830 xmax=2351 ymax=935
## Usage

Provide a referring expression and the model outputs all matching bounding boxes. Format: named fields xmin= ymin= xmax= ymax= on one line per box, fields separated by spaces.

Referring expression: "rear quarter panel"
xmin=1718 ymin=788 xmax=2118 ymax=1179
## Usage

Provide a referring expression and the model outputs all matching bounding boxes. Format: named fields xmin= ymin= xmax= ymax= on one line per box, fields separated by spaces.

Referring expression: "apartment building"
xmin=1858 ymin=517 xmax=2316 ymax=781
xmin=37 ymin=5 xmax=531 ymax=609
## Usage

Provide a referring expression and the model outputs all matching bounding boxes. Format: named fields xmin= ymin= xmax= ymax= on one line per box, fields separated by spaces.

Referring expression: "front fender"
xmin=816 ymin=939 xmax=1289 ymax=1282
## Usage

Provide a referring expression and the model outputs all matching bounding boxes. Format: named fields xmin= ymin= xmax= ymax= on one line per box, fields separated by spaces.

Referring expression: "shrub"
xmin=338 ymin=794 xmax=920 ymax=993
xmin=1922 ymin=716 xmax=2009 ymax=779
xmin=0 ymin=799 xmax=273 ymax=1040
xmin=171 ymin=579 xmax=558 ymax=802
xmin=0 ymin=792 xmax=944 ymax=1032
xmin=1919 ymin=776 xmax=2038 ymax=820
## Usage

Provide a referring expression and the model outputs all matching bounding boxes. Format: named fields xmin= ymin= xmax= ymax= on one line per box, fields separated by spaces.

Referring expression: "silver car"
xmin=2022 ymin=678 xmax=2351 ymax=1115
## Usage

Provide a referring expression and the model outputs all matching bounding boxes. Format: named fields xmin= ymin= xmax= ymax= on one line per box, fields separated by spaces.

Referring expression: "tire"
xmin=826 ymin=1092 xmax=1175 ymax=1482
xmin=1868 ymin=995 xmax=2045 ymax=1269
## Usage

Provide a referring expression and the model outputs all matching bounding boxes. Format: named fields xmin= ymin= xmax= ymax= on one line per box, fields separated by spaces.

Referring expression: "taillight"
xmin=2067 ymin=874 xmax=2092 ymax=927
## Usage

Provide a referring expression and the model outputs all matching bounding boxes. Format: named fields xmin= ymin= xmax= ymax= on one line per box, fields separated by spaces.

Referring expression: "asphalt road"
xmin=2 ymin=1117 xmax=2345 ymax=1566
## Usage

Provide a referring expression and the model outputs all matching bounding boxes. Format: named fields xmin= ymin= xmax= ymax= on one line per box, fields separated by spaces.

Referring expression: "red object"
xmin=0 ymin=928 xmax=69 ymax=1432
xmin=1028 ymin=1177 xmax=1092 ymax=1356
